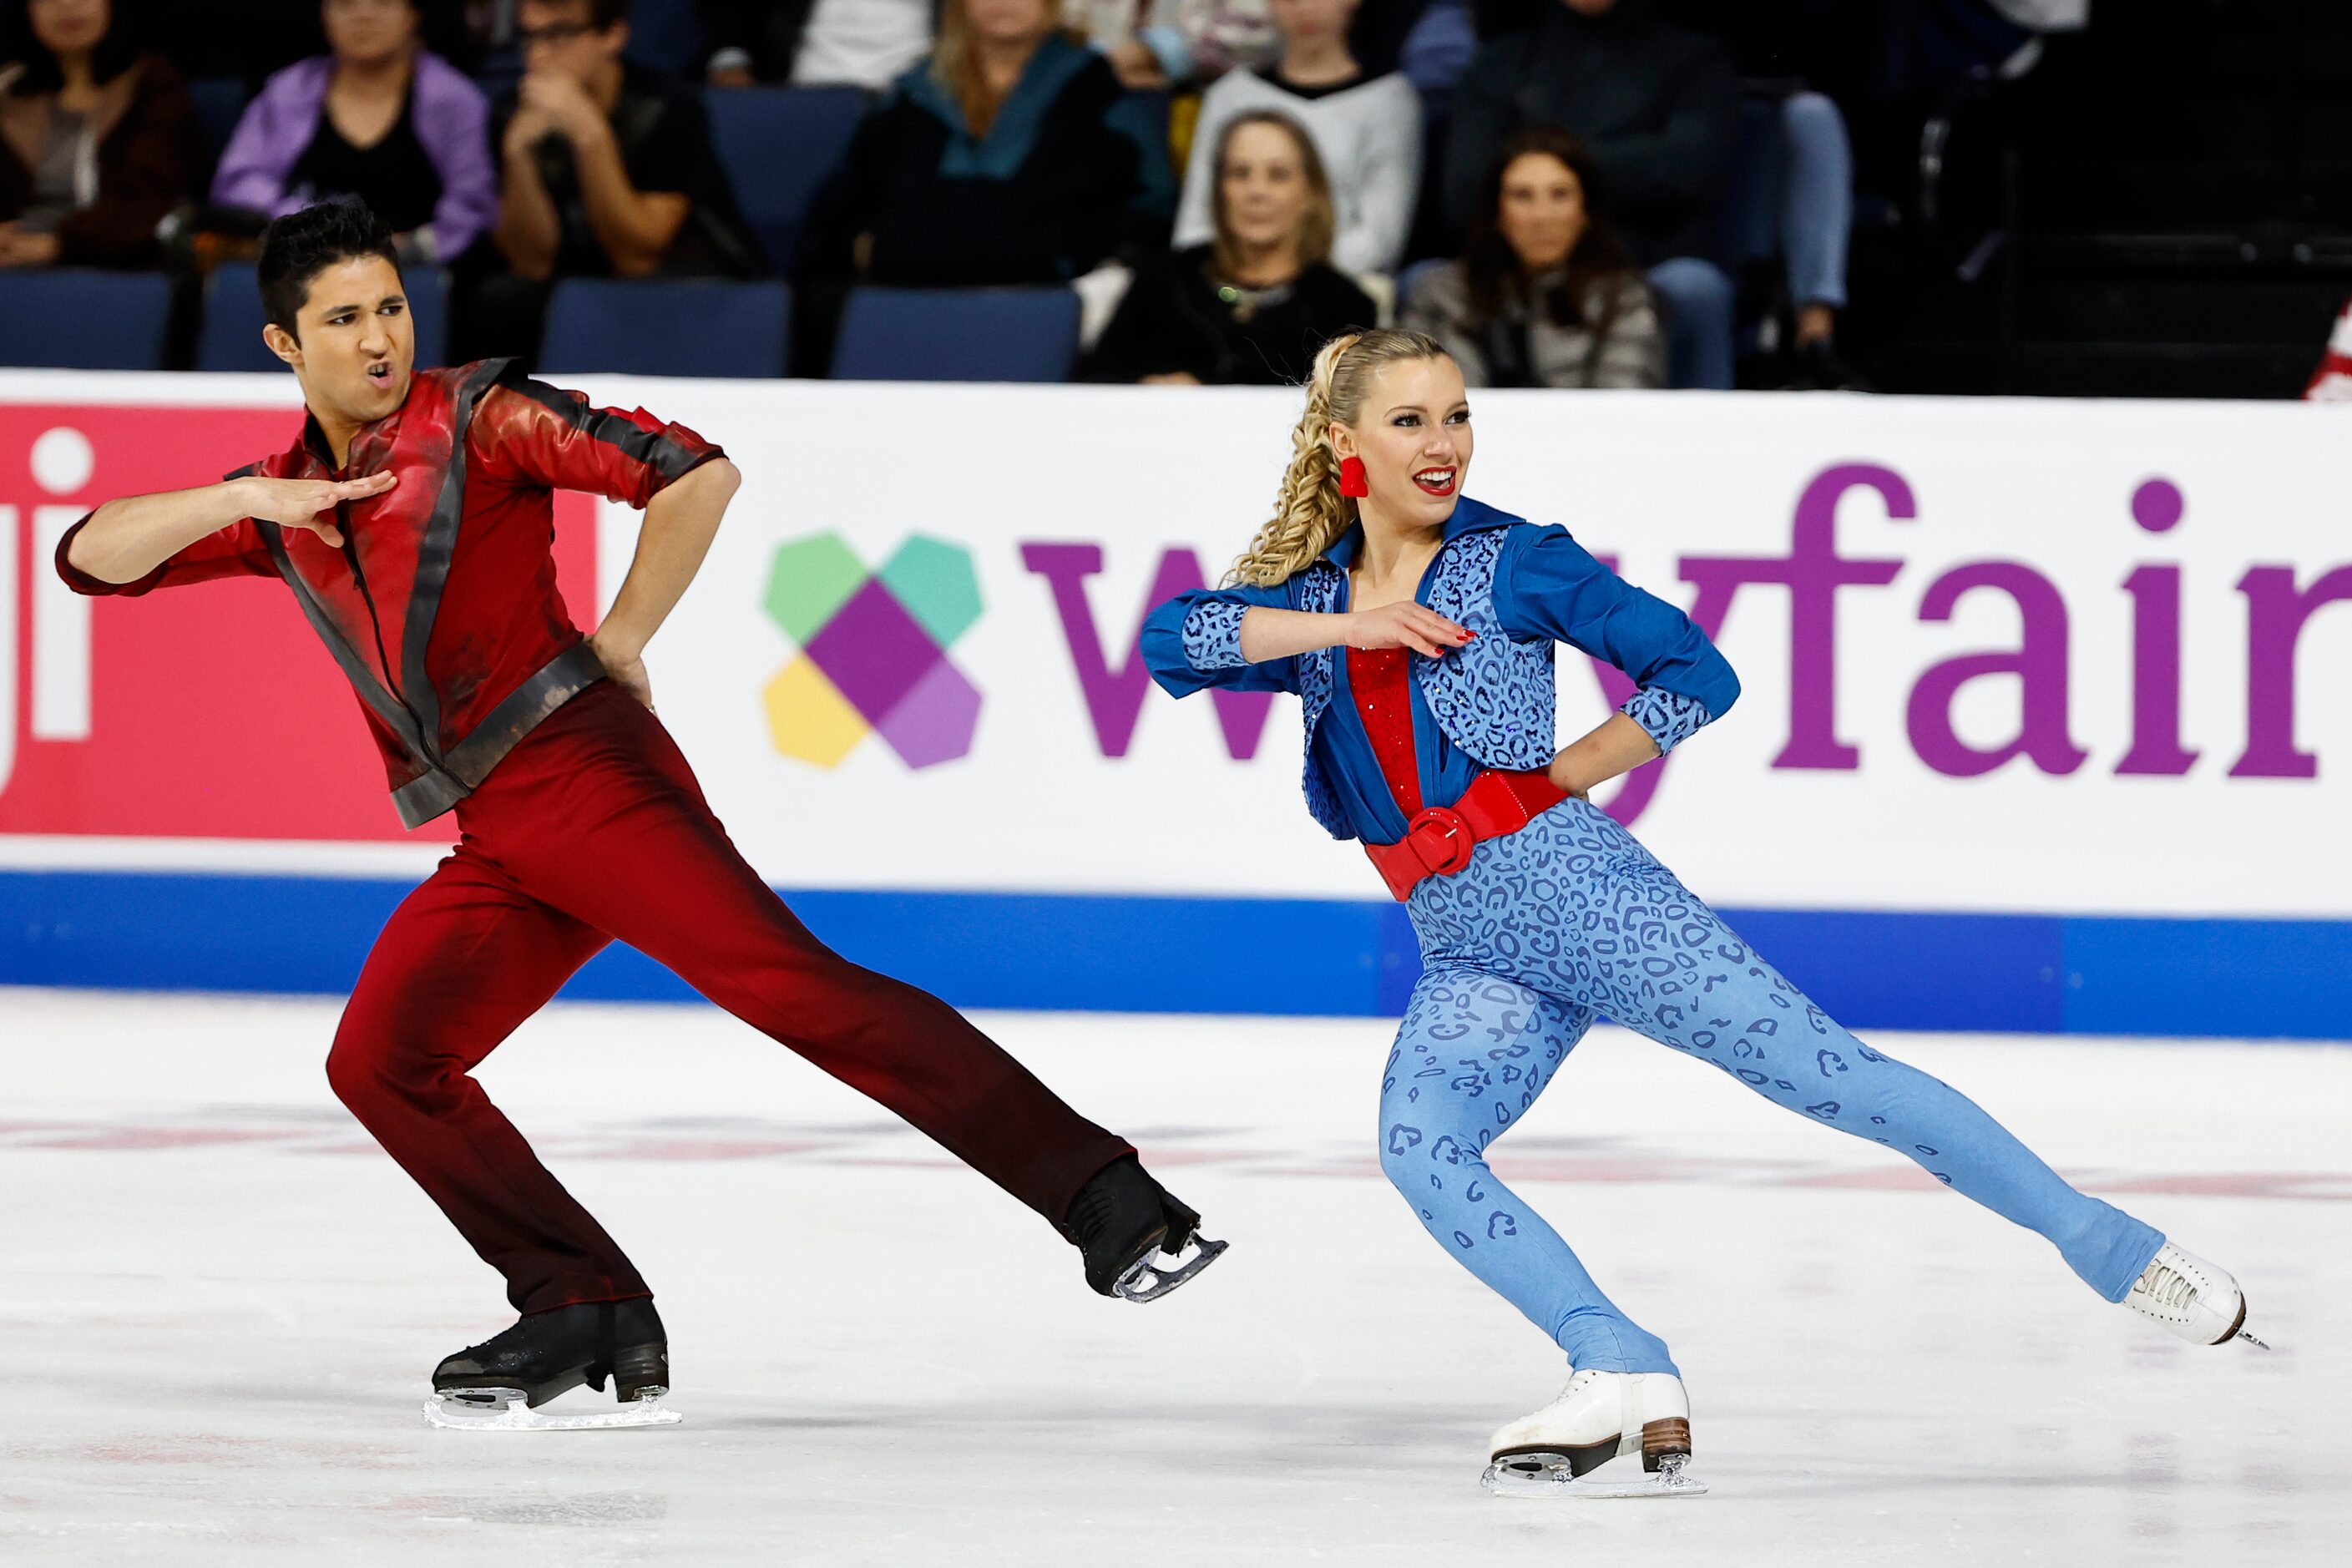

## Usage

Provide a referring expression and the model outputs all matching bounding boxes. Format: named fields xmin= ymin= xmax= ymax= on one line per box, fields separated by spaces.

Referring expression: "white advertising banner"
xmin=2 ymin=373 xmax=2348 ymax=926
xmin=573 ymin=380 xmax=2349 ymax=920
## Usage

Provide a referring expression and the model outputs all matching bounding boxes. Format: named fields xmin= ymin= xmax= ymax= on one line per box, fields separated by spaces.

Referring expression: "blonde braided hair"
xmin=1227 ymin=327 xmax=1449 ymax=588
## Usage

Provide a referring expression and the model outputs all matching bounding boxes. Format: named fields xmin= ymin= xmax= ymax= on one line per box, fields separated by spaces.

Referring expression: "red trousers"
xmin=326 ymin=680 xmax=1133 ymax=1314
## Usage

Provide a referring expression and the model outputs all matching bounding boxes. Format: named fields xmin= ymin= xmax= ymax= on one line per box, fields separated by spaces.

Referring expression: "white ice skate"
xmin=1479 ymin=1369 xmax=1707 ymax=1499
xmin=2125 ymin=1242 xmax=2267 ymax=1348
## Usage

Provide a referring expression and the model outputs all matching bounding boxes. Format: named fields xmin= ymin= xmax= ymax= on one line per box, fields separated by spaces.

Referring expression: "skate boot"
xmin=425 ymin=1298 xmax=681 ymax=1430
xmin=1481 ymin=1369 xmax=1707 ymax=1500
xmin=2125 ymin=1242 xmax=2268 ymax=1348
xmin=1060 ymin=1153 xmax=1227 ymax=1302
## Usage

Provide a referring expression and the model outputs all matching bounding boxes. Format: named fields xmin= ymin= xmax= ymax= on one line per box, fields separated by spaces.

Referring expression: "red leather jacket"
xmin=58 ymin=359 xmax=723 ymax=827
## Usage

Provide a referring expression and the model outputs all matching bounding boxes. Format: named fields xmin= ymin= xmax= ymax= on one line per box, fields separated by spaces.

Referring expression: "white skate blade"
xmin=1115 ymin=1233 xmax=1227 ymax=1303
xmin=424 ymin=1387 xmax=682 ymax=1432
xmin=1481 ymin=1451 xmax=1707 ymax=1500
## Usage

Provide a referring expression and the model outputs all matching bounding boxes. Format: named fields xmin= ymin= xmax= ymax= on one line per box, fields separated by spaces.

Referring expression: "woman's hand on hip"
xmin=1344 ymin=603 xmax=1474 ymax=658
xmin=1546 ymin=750 xmax=1593 ymax=799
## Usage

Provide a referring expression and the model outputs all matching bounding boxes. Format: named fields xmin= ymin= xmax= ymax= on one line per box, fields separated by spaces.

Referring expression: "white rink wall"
xmin=1 ymin=375 xmax=2348 ymax=1036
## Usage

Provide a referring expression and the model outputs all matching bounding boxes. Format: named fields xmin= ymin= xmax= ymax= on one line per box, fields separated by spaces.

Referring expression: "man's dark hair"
xmin=257 ymin=200 xmax=402 ymax=337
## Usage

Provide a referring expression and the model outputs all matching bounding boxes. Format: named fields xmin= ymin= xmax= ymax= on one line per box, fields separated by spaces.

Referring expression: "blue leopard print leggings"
xmin=1380 ymin=798 xmax=2165 ymax=1375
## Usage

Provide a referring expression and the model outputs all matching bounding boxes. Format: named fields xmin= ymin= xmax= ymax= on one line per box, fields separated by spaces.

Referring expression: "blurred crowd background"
xmin=2 ymin=0 xmax=2346 ymax=397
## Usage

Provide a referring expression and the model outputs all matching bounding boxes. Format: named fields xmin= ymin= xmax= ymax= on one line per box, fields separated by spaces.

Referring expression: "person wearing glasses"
xmin=458 ymin=0 xmax=759 ymax=357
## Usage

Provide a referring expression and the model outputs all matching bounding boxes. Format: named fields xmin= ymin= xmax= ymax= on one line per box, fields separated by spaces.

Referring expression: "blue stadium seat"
xmin=197 ymin=262 xmax=450 ymax=372
xmin=0 ymin=271 xmax=174 ymax=370
xmin=704 ymin=85 xmax=867 ymax=274
xmin=187 ymin=78 xmax=250 ymax=173
xmin=830 ymin=287 xmax=1081 ymax=382
xmin=540 ymin=278 xmax=792 ymax=377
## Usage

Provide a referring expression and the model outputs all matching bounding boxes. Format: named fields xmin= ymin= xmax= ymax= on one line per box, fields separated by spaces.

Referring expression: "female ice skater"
xmin=1141 ymin=327 xmax=2258 ymax=1496
xmin=58 ymin=200 xmax=1218 ymax=1431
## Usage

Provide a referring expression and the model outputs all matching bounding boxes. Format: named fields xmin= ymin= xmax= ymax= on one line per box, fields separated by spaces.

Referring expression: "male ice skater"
xmin=59 ymin=200 xmax=1218 ymax=1429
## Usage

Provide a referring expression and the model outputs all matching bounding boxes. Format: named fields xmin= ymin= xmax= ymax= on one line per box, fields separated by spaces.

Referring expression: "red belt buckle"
xmin=1404 ymin=805 xmax=1475 ymax=878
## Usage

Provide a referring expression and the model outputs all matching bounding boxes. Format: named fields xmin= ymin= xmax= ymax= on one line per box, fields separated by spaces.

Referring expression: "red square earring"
xmin=1338 ymin=457 xmax=1368 ymax=498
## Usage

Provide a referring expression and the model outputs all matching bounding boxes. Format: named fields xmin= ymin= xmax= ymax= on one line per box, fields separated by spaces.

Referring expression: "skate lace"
xmin=2136 ymin=1263 xmax=2197 ymax=1311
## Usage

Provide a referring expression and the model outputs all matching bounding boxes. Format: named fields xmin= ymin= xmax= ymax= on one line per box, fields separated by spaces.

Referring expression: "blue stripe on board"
xmin=0 ymin=870 xmax=2344 ymax=1040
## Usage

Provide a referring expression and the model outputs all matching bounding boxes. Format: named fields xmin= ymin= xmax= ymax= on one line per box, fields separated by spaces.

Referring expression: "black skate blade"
xmin=1113 ymin=1232 xmax=1227 ymax=1303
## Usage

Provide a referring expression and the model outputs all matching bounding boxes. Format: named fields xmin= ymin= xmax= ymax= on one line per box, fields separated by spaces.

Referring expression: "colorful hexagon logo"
xmin=760 ymin=533 xmax=983 ymax=769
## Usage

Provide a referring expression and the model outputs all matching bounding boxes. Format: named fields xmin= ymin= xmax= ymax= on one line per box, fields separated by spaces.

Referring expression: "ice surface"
xmin=3 ymin=987 xmax=2347 ymax=1565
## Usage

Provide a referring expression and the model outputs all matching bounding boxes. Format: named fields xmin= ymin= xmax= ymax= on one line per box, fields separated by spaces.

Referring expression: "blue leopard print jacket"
xmin=1141 ymin=496 xmax=1738 ymax=840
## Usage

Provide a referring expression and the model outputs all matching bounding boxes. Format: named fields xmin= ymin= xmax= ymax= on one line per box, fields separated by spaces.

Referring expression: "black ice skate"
xmin=1061 ymin=1154 xmax=1227 ymax=1302
xmin=425 ymin=1299 xmax=680 ymax=1430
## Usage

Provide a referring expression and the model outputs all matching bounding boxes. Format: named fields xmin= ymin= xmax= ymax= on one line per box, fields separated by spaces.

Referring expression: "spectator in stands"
xmin=491 ymin=0 xmax=758 ymax=282
xmin=211 ymin=0 xmax=498 ymax=264
xmin=1070 ymin=0 xmax=1276 ymax=90
xmin=1441 ymin=0 xmax=1737 ymax=387
xmin=1083 ymin=109 xmax=1372 ymax=384
xmin=1654 ymin=0 xmax=1868 ymax=388
xmin=0 ymin=0 xmax=197 ymax=268
xmin=800 ymin=0 xmax=1171 ymax=287
xmin=701 ymin=0 xmax=937 ymax=90
xmin=1173 ymin=0 xmax=1419 ymax=275
xmin=1401 ymin=124 xmax=1662 ymax=387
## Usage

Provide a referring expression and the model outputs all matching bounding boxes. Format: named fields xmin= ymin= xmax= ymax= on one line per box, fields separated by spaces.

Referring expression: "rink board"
xmin=2 ymin=374 xmax=2349 ymax=1039
xmin=3 ymin=867 xmax=2349 ymax=1037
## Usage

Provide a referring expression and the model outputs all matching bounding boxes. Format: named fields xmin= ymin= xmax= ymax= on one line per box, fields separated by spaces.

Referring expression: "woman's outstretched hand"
xmin=1344 ymin=602 xmax=1474 ymax=658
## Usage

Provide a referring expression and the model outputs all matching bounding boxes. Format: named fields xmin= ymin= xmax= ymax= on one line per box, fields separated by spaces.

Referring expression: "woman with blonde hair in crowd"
xmin=1083 ymin=108 xmax=1369 ymax=384
xmin=0 ymin=0 xmax=196 ymax=268
xmin=1402 ymin=124 xmax=1662 ymax=389
xmin=1138 ymin=327 xmax=2255 ymax=1495
xmin=1172 ymin=0 xmax=1419 ymax=274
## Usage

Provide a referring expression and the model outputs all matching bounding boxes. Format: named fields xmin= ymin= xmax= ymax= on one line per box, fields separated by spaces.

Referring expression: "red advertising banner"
xmin=0 ymin=401 xmax=597 ymax=842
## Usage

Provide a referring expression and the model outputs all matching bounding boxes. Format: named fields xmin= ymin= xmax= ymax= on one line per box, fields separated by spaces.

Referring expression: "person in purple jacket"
xmin=212 ymin=0 xmax=497 ymax=264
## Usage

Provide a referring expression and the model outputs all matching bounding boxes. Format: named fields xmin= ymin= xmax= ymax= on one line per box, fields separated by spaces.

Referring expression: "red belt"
xmin=1365 ymin=769 xmax=1570 ymax=902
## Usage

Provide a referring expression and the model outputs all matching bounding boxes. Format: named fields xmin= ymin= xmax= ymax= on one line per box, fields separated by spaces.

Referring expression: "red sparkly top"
xmin=1347 ymin=646 xmax=1424 ymax=819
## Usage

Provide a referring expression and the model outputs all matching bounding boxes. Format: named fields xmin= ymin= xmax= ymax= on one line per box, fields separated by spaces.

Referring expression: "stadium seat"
xmin=187 ymin=77 xmax=250 ymax=175
xmin=539 ymin=277 xmax=792 ymax=377
xmin=0 ymin=271 xmax=174 ymax=370
xmin=196 ymin=262 xmax=451 ymax=372
xmin=704 ymin=85 xmax=867 ymax=274
xmin=830 ymin=286 xmax=1081 ymax=382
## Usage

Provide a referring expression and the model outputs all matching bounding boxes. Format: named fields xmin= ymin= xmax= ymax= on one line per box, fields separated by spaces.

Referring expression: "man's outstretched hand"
xmin=236 ymin=471 xmax=397 ymax=549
